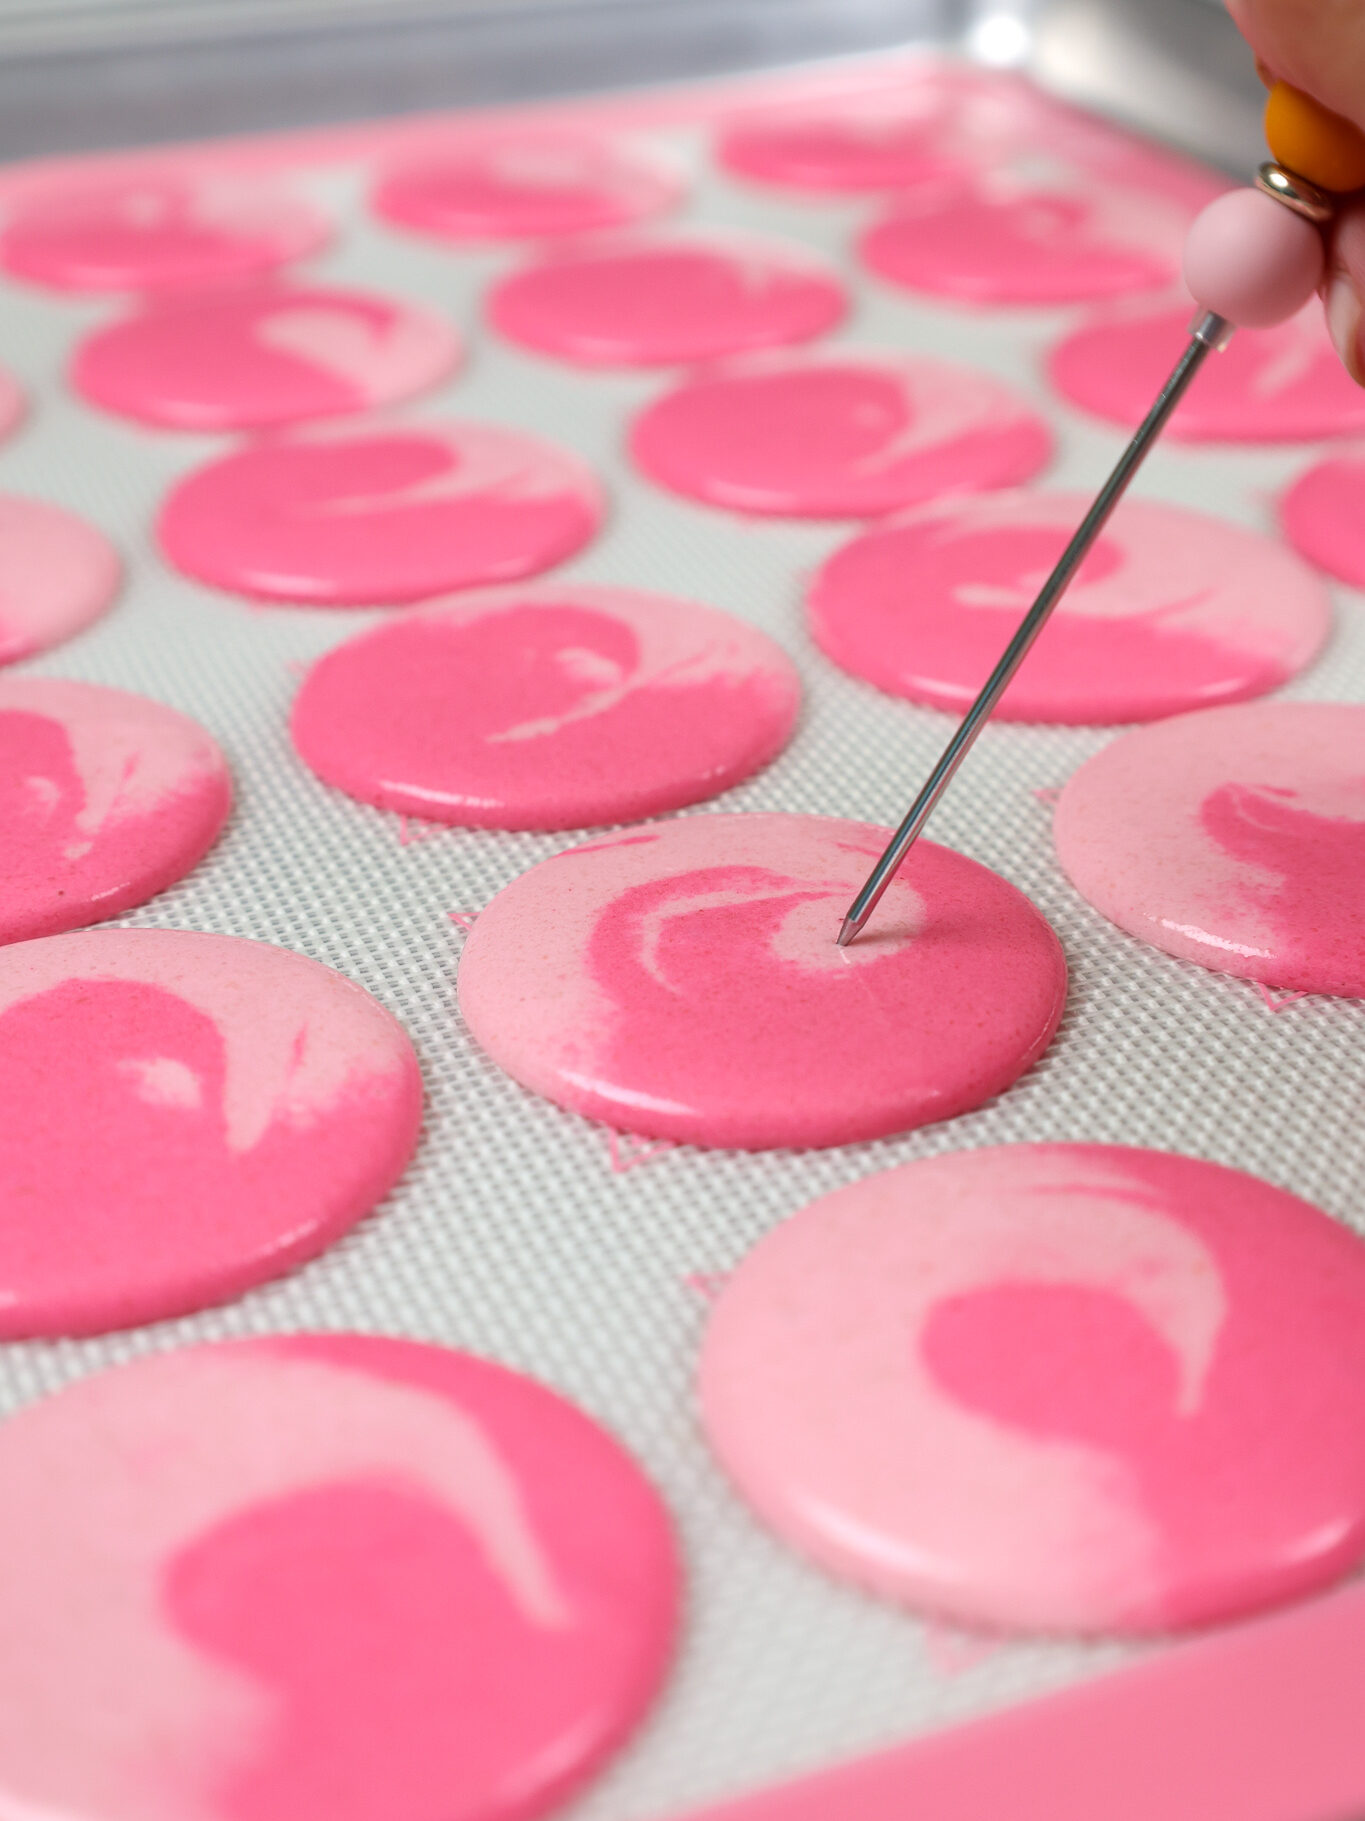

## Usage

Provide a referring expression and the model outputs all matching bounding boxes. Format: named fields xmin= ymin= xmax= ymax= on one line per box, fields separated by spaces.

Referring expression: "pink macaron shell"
xmin=1281 ymin=448 xmax=1365 ymax=587
xmin=716 ymin=68 xmax=1222 ymax=205
xmin=0 ymin=678 xmax=232 ymax=944
xmin=488 ymin=234 xmax=847 ymax=367
xmin=0 ymin=1333 xmax=680 ymax=1821
xmin=0 ymin=494 xmax=121 ymax=664
xmin=72 ymin=283 xmax=462 ymax=431
xmin=457 ymin=812 xmax=1067 ymax=1151
xmin=1054 ymin=701 xmax=1365 ymax=996
xmin=1049 ymin=297 xmax=1365 ymax=442
xmin=0 ymin=928 xmax=423 ymax=1335
xmin=0 ymin=364 xmax=24 ymax=445
xmin=860 ymin=172 xmax=1183 ymax=307
xmin=157 ymin=418 xmax=604 ymax=607
xmin=290 ymin=583 xmax=801 ymax=829
xmin=715 ymin=66 xmax=1056 ymax=192
xmin=808 ymin=490 xmax=1331 ymax=724
xmin=630 ymin=351 xmax=1053 ymax=518
xmin=0 ymin=175 xmax=330 ymax=292
xmin=699 ymin=1144 xmax=1365 ymax=1636
xmin=373 ymin=133 xmax=680 ymax=240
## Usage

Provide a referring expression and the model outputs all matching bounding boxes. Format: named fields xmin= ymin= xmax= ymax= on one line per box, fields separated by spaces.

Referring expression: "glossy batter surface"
xmin=73 ymin=283 xmax=461 ymax=431
xmin=0 ymin=929 xmax=423 ymax=1334
xmin=0 ymin=1334 xmax=680 ymax=1821
xmin=699 ymin=1145 xmax=1365 ymax=1635
xmin=373 ymin=133 xmax=679 ymax=239
xmin=715 ymin=66 xmax=1141 ymax=193
xmin=0 ymin=495 xmax=121 ymax=664
xmin=1055 ymin=702 xmax=1365 ymax=995
xmin=458 ymin=812 xmax=1066 ymax=1149
xmin=808 ymin=491 xmax=1330 ymax=723
xmin=1050 ymin=299 xmax=1365 ymax=442
xmin=860 ymin=172 xmax=1183 ymax=305
xmin=158 ymin=419 xmax=603 ymax=606
xmin=0 ymin=175 xmax=329 ymax=291
xmin=0 ymin=679 xmax=231 ymax=944
xmin=630 ymin=352 xmax=1052 ymax=517
xmin=488 ymin=234 xmax=846 ymax=366
xmin=291 ymin=583 xmax=800 ymax=828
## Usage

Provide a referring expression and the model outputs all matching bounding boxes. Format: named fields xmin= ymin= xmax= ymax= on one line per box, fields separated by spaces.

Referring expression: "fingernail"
xmin=1326 ymin=268 xmax=1365 ymax=385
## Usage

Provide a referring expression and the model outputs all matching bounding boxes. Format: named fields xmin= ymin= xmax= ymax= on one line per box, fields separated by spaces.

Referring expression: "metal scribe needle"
xmin=835 ymin=309 xmax=1230 ymax=948
xmin=836 ymin=82 xmax=1363 ymax=947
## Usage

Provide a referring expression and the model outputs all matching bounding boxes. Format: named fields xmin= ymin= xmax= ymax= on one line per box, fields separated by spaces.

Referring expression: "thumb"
xmin=1227 ymin=1 xmax=1365 ymax=136
xmin=1325 ymin=200 xmax=1365 ymax=385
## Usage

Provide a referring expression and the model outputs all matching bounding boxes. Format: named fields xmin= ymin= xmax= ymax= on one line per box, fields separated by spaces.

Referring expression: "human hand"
xmin=1228 ymin=0 xmax=1365 ymax=382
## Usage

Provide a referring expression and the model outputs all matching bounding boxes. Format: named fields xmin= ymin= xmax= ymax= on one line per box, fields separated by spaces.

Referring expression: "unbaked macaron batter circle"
xmin=0 ymin=679 xmax=232 ymax=945
xmin=291 ymin=583 xmax=801 ymax=829
xmin=1055 ymin=702 xmax=1365 ymax=996
xmin=630 ymin=351 xmax=1052 ymax=517
xmin=488 ymin=234 xmax=847 ymax=366
xmin=72 ymin=283 xmax=461 ymax=431
xmin=0 ymin=494 xmax=121 ymax=664
xmin=458 ymin=812 xmax=1066 ymax=1150
xmin=373 ymin=133 xmax=679 ymax=240
xmin=1281 ymin=448 xmax=1365 ymax=587
xmin=699 ymin=1144 xmax=1365 ymax=1635
xmin=0 ymin=1334 xmax=679 ymax=1821
xmin=0 ymin=175 xmax=329 ymax=291
xmin=808 ymin=490 xmax=1330 ymax=724
xmin=1050 ymin=299 xmax=1365 ymax=442
xmin=715 ymin=73 xmax=1218 ymax=203
xmin=158 ymin=418 xmax=604 ymax=606
xmin=0 ymin=928 xmax=423 ymax=1335
xmin=714 ymin=68 xmax=1042 ymax=192
xmin=860 ymin=173 xmax=1183 ymax=306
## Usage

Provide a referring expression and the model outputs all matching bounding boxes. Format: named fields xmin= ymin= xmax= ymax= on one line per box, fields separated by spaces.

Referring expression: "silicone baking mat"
xmin=1 ymin=50 xmax=1363 ymax=1818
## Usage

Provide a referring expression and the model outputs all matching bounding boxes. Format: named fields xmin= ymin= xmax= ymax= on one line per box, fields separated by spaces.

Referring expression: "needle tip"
xmin=836 ymin=915 xmax=859 ymax=949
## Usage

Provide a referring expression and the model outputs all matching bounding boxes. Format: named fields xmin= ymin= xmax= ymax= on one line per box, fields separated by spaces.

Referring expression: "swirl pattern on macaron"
xmin=1055 ymin=702 xmax=1365 ymax=995
xmin=458 ymin=812 xmax=1066 ymax=1149
xmin=0 ymin=929 xmax=423 ymax=1334
xmin=701 ymin=1144 xmax=1365 ymax=1634
xmin=0 ymin=1335 xmax=679 ymax=1820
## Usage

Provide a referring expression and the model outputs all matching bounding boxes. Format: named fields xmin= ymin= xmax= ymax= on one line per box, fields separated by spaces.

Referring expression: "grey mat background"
xmin=0 ymin=57 xmax=1363 ymax=1817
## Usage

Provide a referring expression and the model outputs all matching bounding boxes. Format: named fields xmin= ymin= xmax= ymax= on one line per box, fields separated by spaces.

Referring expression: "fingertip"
xmin=1325 ymin=275 xmax=1364 ymax=384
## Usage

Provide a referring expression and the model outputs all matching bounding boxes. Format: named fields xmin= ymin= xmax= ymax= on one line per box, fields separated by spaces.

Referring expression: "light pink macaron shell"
xmin=73 ymin=283 xmax=461 ymax=431
xmin=808 ymin=490 xmax=1330 ymax=724
xmin=0 ymin=1333 xmax=680 ymax=1820
xmin=373 ymin=133 xmax=680 ymax=240
xmin=158 ymin=419 xmax=604 ymax=607
xmin=1050 ymin=298 xmax=1365 ymax=443
xmin=0 ymin=928 xmax=424 ymax=1335
xmin=0 ymin=678 xmax=232 ymax=944
xmin=0 ymin=175 xmax=330 ymax=291
xmin=488 ymin=234 xmax=847 ymax=367
xmin=290 ymin=583 xmax=801 ymax=829
xmin=458 ymin=811 xmax=1066 ymax=1150
xmin=1054 ymin=701 xmax=1365 ymax=996
xmin=630 ymin=351 xmax=1053 ymax=518
xmin=0 ymin=495 xmax=121 ymax=664
xmin=700 ymin=1143 xmax=1365 ymax=1635
xmin=860 ymin=174 xmax=1182 ymax=306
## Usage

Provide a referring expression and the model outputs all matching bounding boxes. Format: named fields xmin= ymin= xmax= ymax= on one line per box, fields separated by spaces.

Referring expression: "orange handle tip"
xmin=1266 ymin=81 xmax=1365 ymax=193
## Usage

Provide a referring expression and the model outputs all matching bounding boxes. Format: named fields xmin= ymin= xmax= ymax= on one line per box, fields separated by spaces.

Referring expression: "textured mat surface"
xmin=0 ymin=57 xmax=1362 ymax=1817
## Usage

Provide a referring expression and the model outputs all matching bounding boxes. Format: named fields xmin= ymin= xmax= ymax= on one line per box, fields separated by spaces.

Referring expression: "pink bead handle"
xmin=1183 ymin=187 xmax=1325 ymax=328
